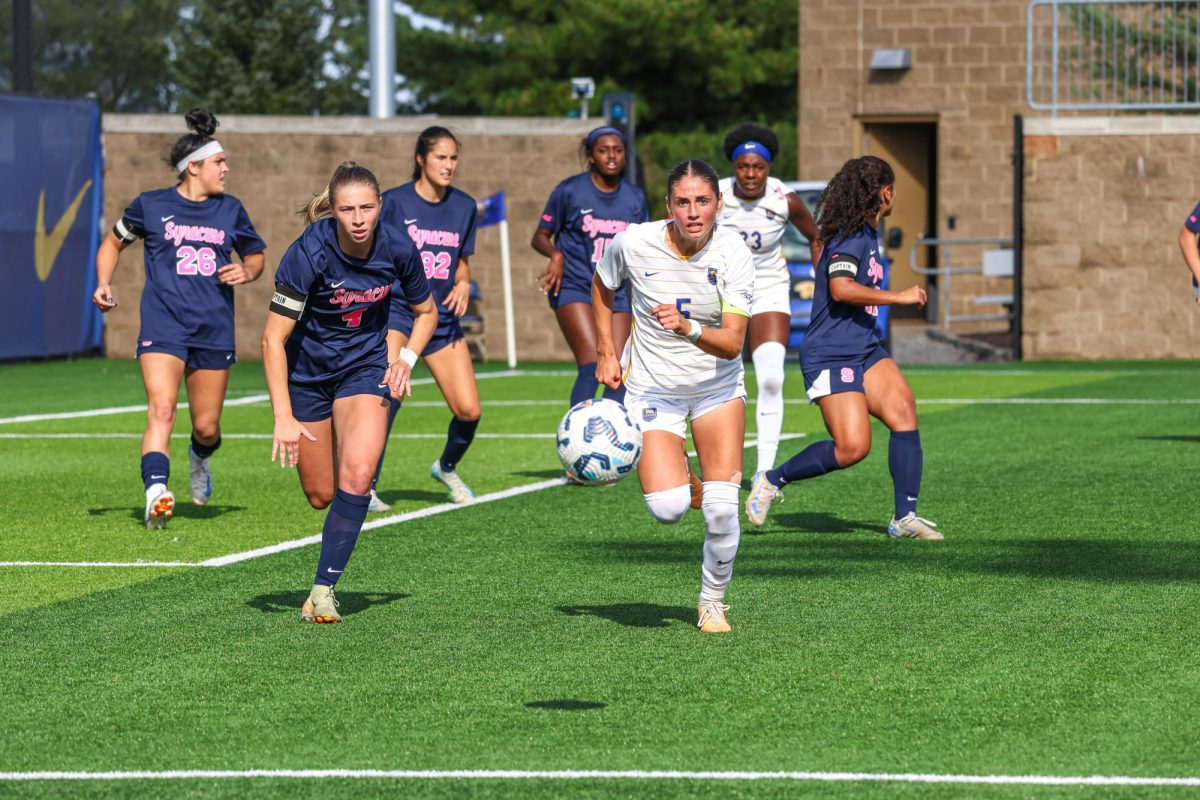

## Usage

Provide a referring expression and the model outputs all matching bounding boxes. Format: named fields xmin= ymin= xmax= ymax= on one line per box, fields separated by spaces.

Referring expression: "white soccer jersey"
xmin=597 ymin=220 xmax=754 ymax=398
xmin=717 ymin=176 xmax=793 ymax=301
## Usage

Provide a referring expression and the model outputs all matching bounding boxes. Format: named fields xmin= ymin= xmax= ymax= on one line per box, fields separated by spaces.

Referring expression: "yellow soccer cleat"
xmin=697 ymin=600 xmax=732 ymax=634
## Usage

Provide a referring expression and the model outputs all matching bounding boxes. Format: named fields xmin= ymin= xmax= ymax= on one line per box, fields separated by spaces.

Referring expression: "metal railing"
xmin=909 ymin=237 xmax=1015 ymax=330
xmin=1027 ymin=0 xmax=1200 ymax=112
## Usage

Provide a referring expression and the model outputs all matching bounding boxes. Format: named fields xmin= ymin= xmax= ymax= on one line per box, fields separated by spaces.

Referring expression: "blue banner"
xmin=476 ymin=191 xmax=506 ymax=228
xmin=0 ymin=95 xmax=104 ymax=360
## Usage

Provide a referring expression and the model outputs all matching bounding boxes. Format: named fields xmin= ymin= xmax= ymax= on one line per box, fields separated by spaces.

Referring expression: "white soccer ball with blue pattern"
xmin=556 ymin=398 xmax=642 ymax=485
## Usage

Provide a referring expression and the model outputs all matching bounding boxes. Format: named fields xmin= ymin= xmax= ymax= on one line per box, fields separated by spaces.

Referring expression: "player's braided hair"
xmin=722 ymin=123 xmax=779 ymax=162
xmin=301 ymin=161 xmax=381 ymax=225
xmin=166 ymin=108 xmax=219 ymax=176
xmin=815 ymin=155 xmax=895 ymax=244
xmin=412 ymin=126 xmax=460 ymax=182
xmin=666 ymin=158 xmax=720 ymax=199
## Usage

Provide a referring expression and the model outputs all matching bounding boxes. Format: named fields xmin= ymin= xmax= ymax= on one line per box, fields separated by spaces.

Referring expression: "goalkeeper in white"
xmin=593 ymin=159 xmax=755 ymax=634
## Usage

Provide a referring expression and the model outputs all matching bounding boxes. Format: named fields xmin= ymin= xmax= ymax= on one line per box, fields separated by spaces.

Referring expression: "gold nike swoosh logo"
xmin=35 ymin=180 xmax=93 ymax=282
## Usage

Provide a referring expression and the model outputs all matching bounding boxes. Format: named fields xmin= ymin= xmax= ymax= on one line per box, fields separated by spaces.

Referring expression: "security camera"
xmin=570 ymin=77 xmax=595 ymax=100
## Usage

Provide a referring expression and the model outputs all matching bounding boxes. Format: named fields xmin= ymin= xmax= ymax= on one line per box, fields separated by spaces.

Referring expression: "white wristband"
xmin=397 ymin=347 xmax=418 ymax=368
xmin=685 ymin=318 xmax=702 ymax=343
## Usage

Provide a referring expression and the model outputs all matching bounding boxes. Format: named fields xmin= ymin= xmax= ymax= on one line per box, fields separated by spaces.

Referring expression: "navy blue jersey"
xmin=799 ymin=224 xmax=886 ymax=367
xmin=538 ymin=173 xmax=648 ymax=294
xmin=118 ymin=188 xmax=265 ymax=350
xmin=380 ymin=183 xmax=477 ymax=324
xmin=272 ymin=219 xmax=431 ymax=385
xmin=1186 ymin=201 xmax=1200 ymax=234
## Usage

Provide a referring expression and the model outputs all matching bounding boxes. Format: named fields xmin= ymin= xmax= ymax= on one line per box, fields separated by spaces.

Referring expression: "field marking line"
xmin=0 ymin=433 xmax=558 ymax=440
xmin=0 ymin=769 xmax=1197 ymax=786
xmin=0 ymin=369 xmax=565 ymax=426
xmin=0 ymin=561 xmax=195 ymax=568
xmin=0 ymin=434 xmax=804 ymax=570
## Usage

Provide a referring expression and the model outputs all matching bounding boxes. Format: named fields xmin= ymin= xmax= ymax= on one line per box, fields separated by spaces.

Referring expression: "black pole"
xmin=13 ymin=0 xmax=33 ymax=92
xmin=1012 ymin=114 xmax=1024 ymax=361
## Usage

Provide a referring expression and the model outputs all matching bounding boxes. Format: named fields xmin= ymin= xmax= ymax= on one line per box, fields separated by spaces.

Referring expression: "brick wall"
xmin=101 ymin=114 xmax=595 ymax=361
xmin=1021 ymin=117 xmax=1200 ymax=360
xmin=798 ymin=0 xmax=1028 ymax=326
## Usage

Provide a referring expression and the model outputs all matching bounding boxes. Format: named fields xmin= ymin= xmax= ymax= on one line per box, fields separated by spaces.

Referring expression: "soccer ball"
xmin=556 ymin=398 xmax=643 ymax=485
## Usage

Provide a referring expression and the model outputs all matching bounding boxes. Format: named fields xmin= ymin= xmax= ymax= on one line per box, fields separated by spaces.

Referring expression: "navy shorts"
xmin=390 ymin=310 xmax=464 ymax=356
xmin=549 ymin=276 xmax=631 ymax=313
xmin=136 ymin=340 xmax=235 ymax=370
xmin=801 ymin=343 xmax=891 ymax=403
xmin=289 ymin=364 xmax=389 ymax=422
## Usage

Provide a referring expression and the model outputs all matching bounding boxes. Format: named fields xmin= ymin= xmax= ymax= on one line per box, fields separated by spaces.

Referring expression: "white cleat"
xmin=431 ymin=459 xmax=475 ymax=504
xmin=887 ymin=512 xmax=943 ymax=540
xmin=144 ymin=484 xmax=175 ymax=530
xmin=744 ymin=471 xmax=783 ymax=527
xmin=188 ymin=445 xmax=212 ymax=506
xmin=367 ymin=488 xmax=391 ymax=513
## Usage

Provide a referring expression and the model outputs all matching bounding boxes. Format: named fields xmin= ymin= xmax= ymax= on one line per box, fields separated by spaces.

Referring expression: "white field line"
xmin=0 ymin=369 xmax=565 ymax=426
xmin=0 ymin=769 xmax=1198 ymax=787
xmin=0 ymin=433 xmax=556 ymax=440
xmin=2 ymin=434 xmax=804 ymax=570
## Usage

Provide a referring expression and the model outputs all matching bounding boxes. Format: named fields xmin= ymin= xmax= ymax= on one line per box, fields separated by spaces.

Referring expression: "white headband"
xmin=175 ymin=140 xmax=224 ymax=174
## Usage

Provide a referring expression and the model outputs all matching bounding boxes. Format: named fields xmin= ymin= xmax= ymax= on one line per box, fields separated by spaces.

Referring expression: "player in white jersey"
xmin=594 ymin=159 xmax=754 ymax=634
xmin=717 ymin=124 xmax=820 ymax=482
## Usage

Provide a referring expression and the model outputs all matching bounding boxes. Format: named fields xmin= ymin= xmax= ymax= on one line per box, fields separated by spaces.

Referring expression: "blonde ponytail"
xmin=299 ymin=161 xmax=382 ymax=225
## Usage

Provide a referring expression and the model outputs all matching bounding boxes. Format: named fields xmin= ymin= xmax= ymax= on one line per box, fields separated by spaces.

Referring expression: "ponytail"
xmin=301 ymin=161 xmax=381 ymax=225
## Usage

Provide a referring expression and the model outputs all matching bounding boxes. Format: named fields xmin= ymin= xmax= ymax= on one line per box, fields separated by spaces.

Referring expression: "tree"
xmin=393 ymin=0 xmax=798 ymax=132
xmin=171 ymin=0 xmax=369 ymax=115
xmin=0 ymin=0 xmax=183 ymax=111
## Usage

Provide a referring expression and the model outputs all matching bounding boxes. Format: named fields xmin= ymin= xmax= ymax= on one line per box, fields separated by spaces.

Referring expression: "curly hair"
xmin=722 ymin=123 xmax=778 ymax=162
xmin=815 ymin=156 xmax=895 ymax=244
xmin=165 ymin=108 xmax=219 ymax=176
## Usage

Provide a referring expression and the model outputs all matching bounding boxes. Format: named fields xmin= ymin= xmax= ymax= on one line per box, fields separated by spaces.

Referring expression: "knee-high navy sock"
xmin=371 ymin=397 xmax=402 ymax=490
xmin=439 ymin=416 xmax=480 ymax=473
xmin=601 ymin=382 xmax=627 ymax=405
xmin=889 ymin=429 xmax=923 ymax=518
xmin=570 ymin=362 xmax=599 ymax=407
xmin=766 ymin=440 xmax=841 ymax=488
xmin=141 ymin=451 xmax=169 ymax=490
xmin=314 ymin=489 xmax=370 ymax=587
xmin=190 ymin=433 xmax=221 ymax=459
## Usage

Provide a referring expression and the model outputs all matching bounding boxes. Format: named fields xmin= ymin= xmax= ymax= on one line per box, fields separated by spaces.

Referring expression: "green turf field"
xmin=1 ymin=358 xmax=1199 ymax=798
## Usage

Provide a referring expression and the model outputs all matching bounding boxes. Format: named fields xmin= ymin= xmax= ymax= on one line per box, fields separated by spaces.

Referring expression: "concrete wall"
xmin=1021 ymin=117 xmax=1200 ymax=360
xmin=101 ymin=114 xmax=595 ymax=361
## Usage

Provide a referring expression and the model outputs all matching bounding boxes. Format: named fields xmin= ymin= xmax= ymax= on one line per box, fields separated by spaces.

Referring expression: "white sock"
xmin=643 ymin=484 xmax=691 ymax=525
xmin=752 ymin=341 xmax=787 ymax=474
xmin=699 ymin=481 xmax=740 ymax=603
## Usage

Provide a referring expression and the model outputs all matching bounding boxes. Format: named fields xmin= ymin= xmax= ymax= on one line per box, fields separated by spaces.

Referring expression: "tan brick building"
xmin=100 ymin=114 xmax=595 ymax=362
xmin=798 ymin=0 xmax=1200 ymax=359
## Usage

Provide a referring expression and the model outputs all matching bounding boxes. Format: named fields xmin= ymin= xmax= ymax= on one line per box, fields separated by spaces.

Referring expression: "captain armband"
xmin=827 ymin=253 xmax=860 ymax=278
xmin=269 ymin=284 xmax=307 ymax=320
xmin=112 ymin=217 xmax=144 ymax=245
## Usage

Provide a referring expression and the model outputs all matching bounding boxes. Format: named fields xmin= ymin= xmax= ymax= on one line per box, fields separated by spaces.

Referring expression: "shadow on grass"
xmin=767 ymin=512 xmax=887 ymax=536
xmin=574 ymin=534 xmax=1200 ymax=584
xmin=87 ymin=504 xmax=246 ymax=523
xmin=513 ymin=469 xmax=567 ymax=480
xmin=1138 ymin=435 xmax=1200 ymax=444
xmin=525 ymin=699 xmax=607 ymax=711
xmin=749 ymin=538 xmax=1200 ymax=584
xmin=374 ymin=489 xmax=448 ymax=505
xmin=557 ymin=603 xmax=693 ymax=628
xmin=247 ymin=590 xmax=410 ymax=618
